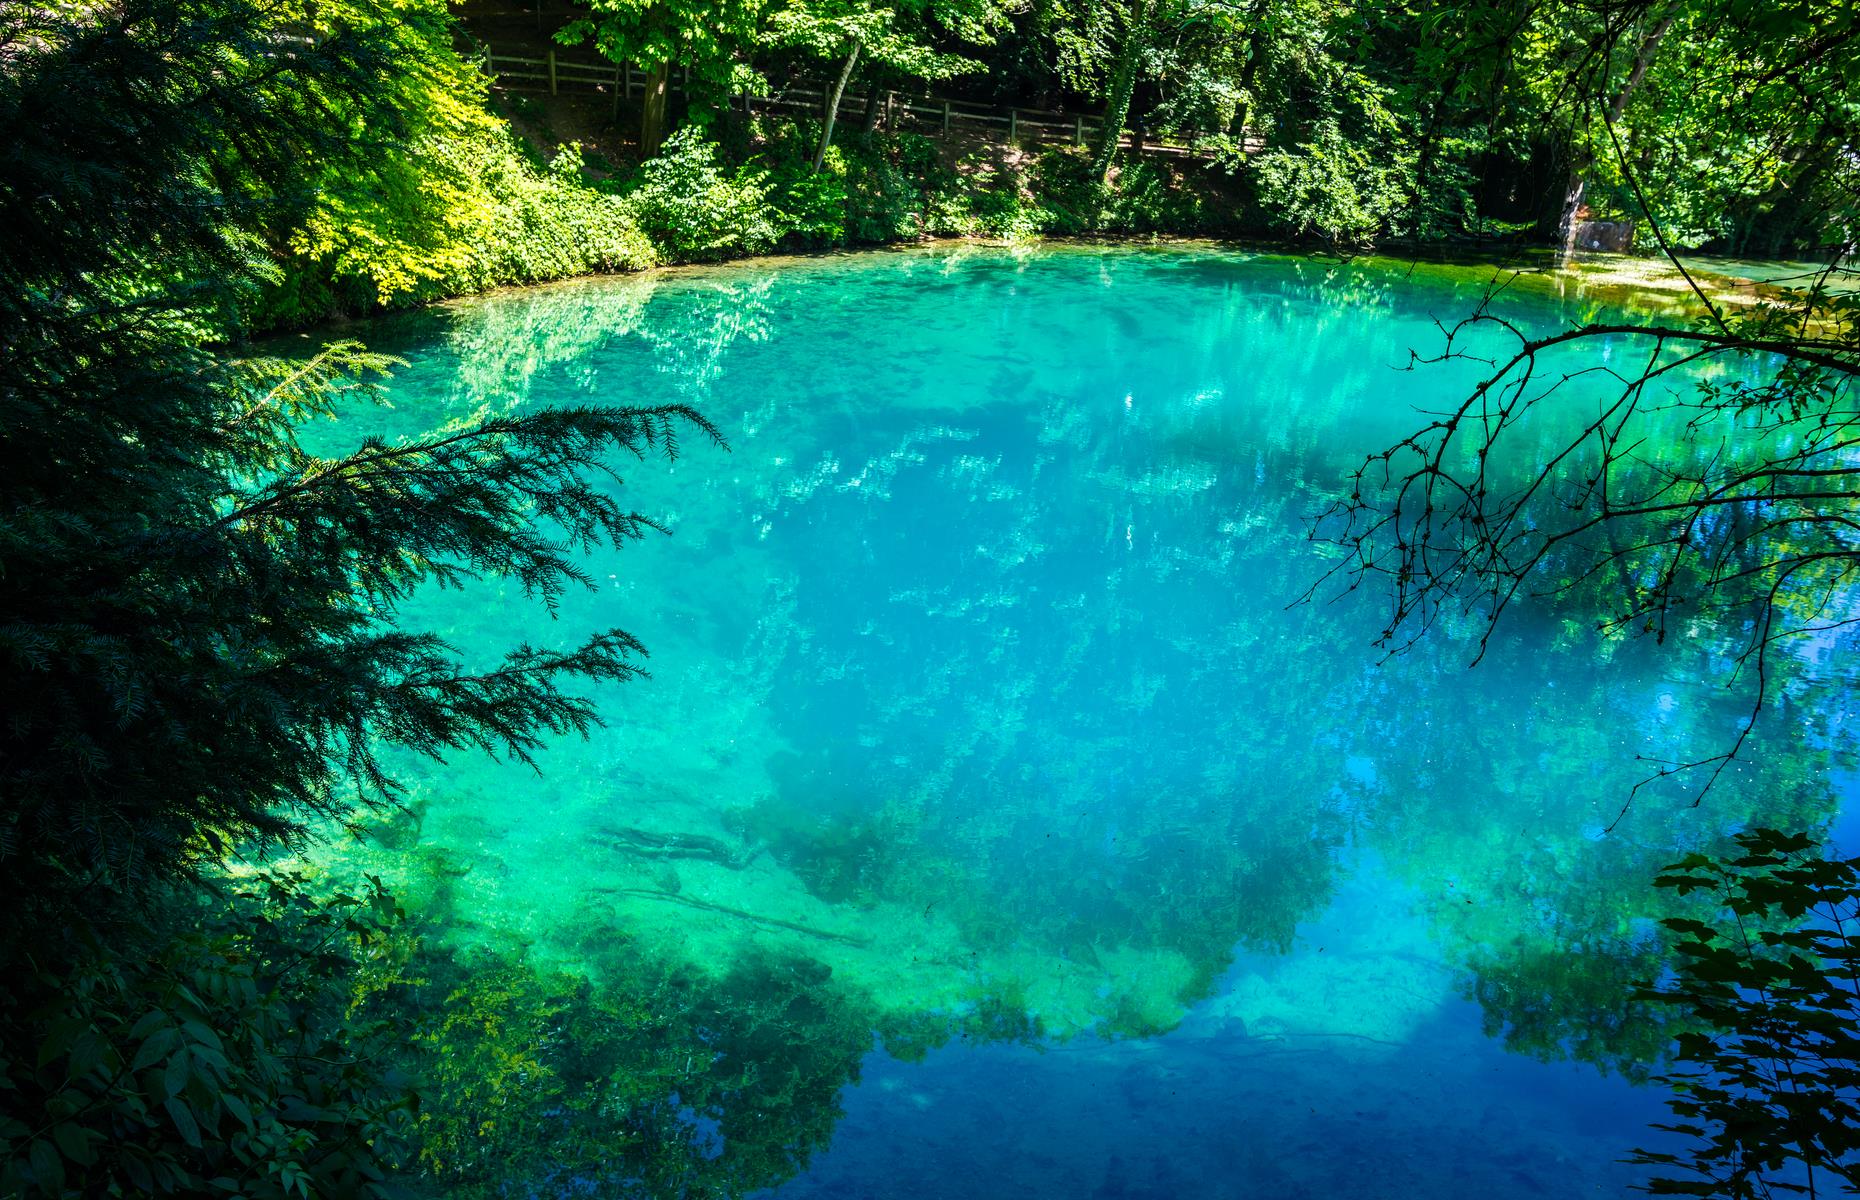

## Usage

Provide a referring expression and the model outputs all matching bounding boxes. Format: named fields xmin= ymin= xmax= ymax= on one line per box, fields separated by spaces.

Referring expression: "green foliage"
xmin=247 ymin=0 xmax=1860 ymax=311
xmin=603 ymin=120 xmax=1230 ymax=253
xmin=0 ymin=875 xmax=418 ymax=1199
xmin=1029 ymin=152 xmax=1215 ymax=234
xmin=624 ymin=127 xmax=787 ymax=260
xmin=1247 ymin=121 xmax=1413 ymax=250
xmin=838 ymin=143 xmax=932 ymax=242
xmin=9 ymin=0 xmax=1860 ymax=1190
xmin=412 ymin=959 xmax=646 ymax=1194
xmin=559 ymin=0 xmax=767 ymax=104
xmin=764 ymin=0 xmax=991 ymax=83
xmin=0 ymin=0 xmax=722 ymax=907
xmin=270 ymin=129 xmax=657 ymax=322
xmin=0 ymin=1 xmax=720 ymax=1193
xmin=415 ymin=935 xmax=875 ymax=1199
xmin=1631 ymin=829 xmax=1860 ymax=1197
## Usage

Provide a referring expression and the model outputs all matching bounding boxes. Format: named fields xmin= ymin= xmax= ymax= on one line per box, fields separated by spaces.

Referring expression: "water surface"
xmin=304 ymin=244 xmax=1854 ymax=1197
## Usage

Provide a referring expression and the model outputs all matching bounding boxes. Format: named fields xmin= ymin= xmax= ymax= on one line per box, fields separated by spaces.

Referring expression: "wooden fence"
xmin=481 ymin=48 xmax=1235 ymax=157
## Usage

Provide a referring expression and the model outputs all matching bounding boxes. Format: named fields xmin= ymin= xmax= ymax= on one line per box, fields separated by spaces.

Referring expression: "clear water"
xmin=302 ymin=244 xmax=1855 ymax=1197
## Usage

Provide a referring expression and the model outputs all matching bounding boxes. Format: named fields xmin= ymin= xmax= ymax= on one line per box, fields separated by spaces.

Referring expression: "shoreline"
xmin=292 ymin=234 xmax=1793 ymax=343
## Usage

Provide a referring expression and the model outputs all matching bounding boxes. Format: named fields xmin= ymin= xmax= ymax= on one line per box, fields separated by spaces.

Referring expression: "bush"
xmin=838 ymin=143 xmax=928 ymax=243
xmin=1246 ymin=120 xmax=1413 ymax=250
xmin=771 ymin=150 xmax=853 ymax=246
xmin=0 ymin=876 xmax=418 ymax=1200
xmin=265 ymin=128 xmax=657 ymax=325
xmin=623 ymin=127 xmax=784 ymax=262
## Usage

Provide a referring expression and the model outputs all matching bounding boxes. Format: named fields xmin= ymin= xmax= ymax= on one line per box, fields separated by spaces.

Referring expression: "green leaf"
xmin=162 ymin=1047 xmax=191 ymax=1100
xmin=222 ymin=1091 xmax=255 ymax=1132
xmin=132 ymin=1027 xmax=180 ymax=1073
xmin=52 ymin=1121 xmax=97 ymax=1167
xmin=36 ymin=1016 xmax=86 ymax=1070
xmin=120 ymin=1146 xmax=154 ymax=1192
xmin=27 ymin=1138 xmax=64 ymax=1194
xmin=163 ymin=1096 xmax=203 ymax=1148
xmin=180 ymin=1018 xmax=226 ymax=1054
xmin=126 ymin=1011 xmax=169 ymax=1043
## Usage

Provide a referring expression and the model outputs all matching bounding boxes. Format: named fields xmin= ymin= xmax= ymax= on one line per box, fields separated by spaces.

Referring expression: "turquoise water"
xmin=304 ymin=244 xmax=1853 ymax=1197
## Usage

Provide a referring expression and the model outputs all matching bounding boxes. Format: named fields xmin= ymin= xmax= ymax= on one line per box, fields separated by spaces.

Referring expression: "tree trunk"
xmin=640 ymin=59 xmax=670 ymax=159
xmin=1228 ymin=0 xmax=1270 ymax=151
xmin=1556 ymin=172 xmax=1587 ymax=258
xmin=1090 ymin=0 xmax=1150 ymax=186
xmin=813 ymin=40 xmax=862 ymax=171
xmin=1409 ymin=98 xmax=1447 ymax=227
xmin=1558 ymin=11 xmax=1676 ymax=258
xmin=858 ymin=77 xmax=884 ymax=141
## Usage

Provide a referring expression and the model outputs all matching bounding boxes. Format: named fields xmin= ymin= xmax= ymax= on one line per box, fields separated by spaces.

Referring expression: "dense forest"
xmin=11 ymin=0 xmax=1855 ymax=328
xmin=2 ymin=0 xmax=1859 ymax=1196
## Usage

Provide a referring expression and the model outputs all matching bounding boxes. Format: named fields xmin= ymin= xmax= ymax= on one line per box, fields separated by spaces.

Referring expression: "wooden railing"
xmin=481 ymin=48 xmax=1242 ymax=157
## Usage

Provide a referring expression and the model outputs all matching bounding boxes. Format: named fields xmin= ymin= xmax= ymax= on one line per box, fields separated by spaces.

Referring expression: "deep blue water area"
xmin=301 ymin=244 xmax=1856 ymax=1198
xmin=767 ymin=857 xmax=1684 ymax=1199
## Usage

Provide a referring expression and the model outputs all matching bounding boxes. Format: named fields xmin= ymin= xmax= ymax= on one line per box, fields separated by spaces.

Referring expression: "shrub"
xmin=623 ymin=127 xmax=784 ymax=262
xmin=0 ymin=876 xmax=418 ymax=1200
xmin=838 ymin=143 xmax=928 ymax=243
xmin=1246 ymin=120 xmax=1413 ymax=250
xmin=266 ymin=127 xmax=656 ymax=325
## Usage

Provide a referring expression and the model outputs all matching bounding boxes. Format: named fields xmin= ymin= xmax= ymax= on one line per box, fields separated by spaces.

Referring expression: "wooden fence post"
xmin=1008 ymin=109 xmax=1017 ymax=140
xmin=884 ymin=90 xmax=894 ymax=131
xmin=624 ymin=61 xmax=634 ymax=95
xmin=1074 ymin=115 xmax=1084 ymax=146
xmin=942 ymin=99 xmax=951 ymax=134
xmin=548 ymin=49 xmax=557 ymax=95
xmin=612 ymin=63 xmax=622 ymax=118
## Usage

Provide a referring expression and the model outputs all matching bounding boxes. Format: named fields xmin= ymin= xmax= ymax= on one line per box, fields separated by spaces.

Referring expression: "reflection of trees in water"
xmin=1346 ymin=626 xmax=1848 ymax=1079
xmin=402 ymin=924 xmax=877 ymax=1200
xmin=382 ymin=269 xmax=781 ymax=415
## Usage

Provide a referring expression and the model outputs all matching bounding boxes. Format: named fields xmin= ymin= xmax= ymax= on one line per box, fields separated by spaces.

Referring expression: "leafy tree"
xmin=1508 ymin=0 xmax=1859 ymax=255
xmin=1306 ymin=0 xmax=1860 ymax=800
xmin=1631 ymin=829 xmax=1860 ymax=1197
xmin=764 ymin=0 xmax=989 ymax=170
xmin=1069 ymin=0 xmax=1272 ymax=184
xmin=0 ymin=0 xmax=717 ymax=925
xmin=559 ymin=0 xmax=769 ymax=157
xmin=1 ymin=0 xmax=717 ymax=1192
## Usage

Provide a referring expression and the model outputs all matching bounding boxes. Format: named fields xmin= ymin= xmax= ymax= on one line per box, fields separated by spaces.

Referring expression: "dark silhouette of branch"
xmin=1309 ymin=288 xmax=1860 ymax=819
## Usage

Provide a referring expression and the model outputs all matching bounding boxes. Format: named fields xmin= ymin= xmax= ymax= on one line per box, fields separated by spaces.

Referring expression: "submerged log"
xmin=596 ymin=886 xmax=873 ymax=947
xmin=598 ymin=825 xmax=757 ymax=869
